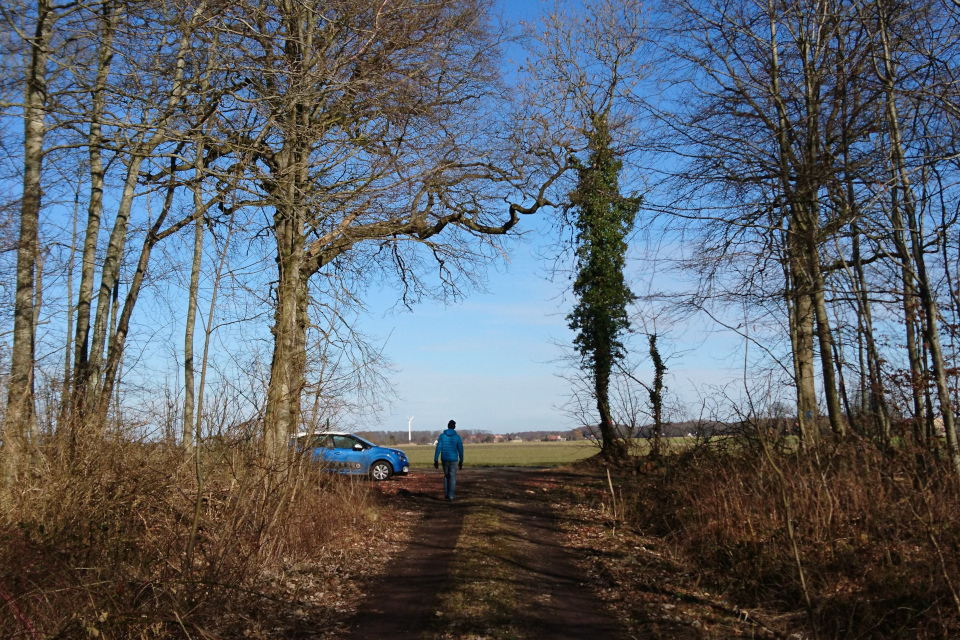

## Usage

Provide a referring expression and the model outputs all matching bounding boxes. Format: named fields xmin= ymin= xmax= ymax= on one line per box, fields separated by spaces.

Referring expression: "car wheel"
xmin=370 ymin=460 xmax=392 ymax=481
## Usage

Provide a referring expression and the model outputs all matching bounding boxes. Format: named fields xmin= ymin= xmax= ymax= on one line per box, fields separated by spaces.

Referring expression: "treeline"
xmin=358 ymin=429 xmax=589 ymax=445
xmin=585 ymin=0 xmax=960 ymax=467
xmin=357 ymin=430 xmax=450 ymax=446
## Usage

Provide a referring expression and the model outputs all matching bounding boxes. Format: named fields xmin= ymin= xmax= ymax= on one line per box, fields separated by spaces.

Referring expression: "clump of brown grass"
xmin=626 ymin=439 xmax=960 ymax=639
xmin=0 ymin=436 xmax=388 ymax=638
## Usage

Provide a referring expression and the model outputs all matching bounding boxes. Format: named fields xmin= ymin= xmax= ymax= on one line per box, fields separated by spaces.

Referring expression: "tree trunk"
xmin=878 ymin=5 xmax=960 ymax=473
xmin=648 ymin=333 xmax=666 ymax=457
xmin=787 ymin=227 xmax=820 ymax=446
xmin=907 ymin=198 xmax=960 ymax=470
xmin=183 ymin=42 xmax=215 ymax=450
xmin=263 ymin=207 xmax=309 ymax=463
xmin=809 ymin=256 xmax=846 ymax=437
xmin=91 ymin=171 xmax=191 ymax=427
xmin=851 ymin=223 xmax=891 ymax=440
xmin=595 ymin=365 xmax=625 ymax=459
xmin=768 ymin=9 xmax=822 ymax=447
xmin=4 ymin=0 xmax=52 ymax=487
xmin=901 ymin=252 xmax=927 ymax=440
xmin=183 ymin=195 xmax=204 ymax=454
xmin=59 ymin=179 xmax=80 ymax=432
xmin=71 ymin=0 xmax=118 ymax=440
xmin=82 ymin=156 xmax=144 ymax=415
xmin=836 ymin=34 xmax=891 ymax=438
xmin=797 ymin=25 xmax=845 ymax=439
xmin=829 ymin=301 xmax=855 ymax=426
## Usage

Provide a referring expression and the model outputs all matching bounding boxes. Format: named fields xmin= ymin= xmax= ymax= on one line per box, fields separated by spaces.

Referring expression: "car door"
xmin=309 ymin=434 xmax=335 ymax=465
xmin=330 ymin=435 xmax=367 ymax=474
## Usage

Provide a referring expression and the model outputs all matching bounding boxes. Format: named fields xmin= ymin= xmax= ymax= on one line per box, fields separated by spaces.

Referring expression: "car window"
xmin=311 ymin=435 xmax=334 ymax=449
xmin=331 ymin=435 xmax=363 ymax=449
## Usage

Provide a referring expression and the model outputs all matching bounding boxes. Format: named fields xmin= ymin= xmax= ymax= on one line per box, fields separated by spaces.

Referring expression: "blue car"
xmin=293 ymin=432 xmax=409 ymax=481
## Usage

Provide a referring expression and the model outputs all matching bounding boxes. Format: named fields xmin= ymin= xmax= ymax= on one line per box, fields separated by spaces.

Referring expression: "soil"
xmin=345 ymin=467 xmax=628 ymax=640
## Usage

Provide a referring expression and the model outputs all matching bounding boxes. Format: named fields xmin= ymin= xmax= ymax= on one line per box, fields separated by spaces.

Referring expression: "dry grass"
xmin=0 ymin=437 xmax=402 ymax=639
xmin=623 ymin=440 xmax=960 ymax=639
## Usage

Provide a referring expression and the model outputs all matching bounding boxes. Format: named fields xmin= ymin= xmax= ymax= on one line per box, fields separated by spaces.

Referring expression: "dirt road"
xmin=345 ymin=467 xmax=627 ymax=640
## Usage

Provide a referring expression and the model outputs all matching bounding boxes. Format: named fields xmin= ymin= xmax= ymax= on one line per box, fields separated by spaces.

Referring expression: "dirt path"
xmin=345 ymin=467 xmax=627 ymax=640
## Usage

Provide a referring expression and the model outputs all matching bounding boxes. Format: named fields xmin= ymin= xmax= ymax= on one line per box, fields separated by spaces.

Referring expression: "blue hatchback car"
xmin=293 ymin=432 xmax=410 ymax=481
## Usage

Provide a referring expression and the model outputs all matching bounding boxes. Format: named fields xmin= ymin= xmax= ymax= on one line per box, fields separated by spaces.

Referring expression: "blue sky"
xmin=360 ymin=227 xmax=747 ymax=435
xmin=362 ymin=225 xmax=579 ymax=434
xmin=352 ymin=0 xmax=749 ymax=436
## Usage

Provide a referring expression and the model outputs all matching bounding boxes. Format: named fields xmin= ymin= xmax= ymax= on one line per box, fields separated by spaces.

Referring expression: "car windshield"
xmin=353 ymin=435 xmax=377 ymax=448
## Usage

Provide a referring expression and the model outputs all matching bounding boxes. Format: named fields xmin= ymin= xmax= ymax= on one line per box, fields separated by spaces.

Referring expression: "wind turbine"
xmin=407 ymin=415 xmax=414 ymax=442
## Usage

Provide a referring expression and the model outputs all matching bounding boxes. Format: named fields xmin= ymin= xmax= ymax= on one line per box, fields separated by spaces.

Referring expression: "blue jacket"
xmin=434 ymin=429 xmax=464 ymax=463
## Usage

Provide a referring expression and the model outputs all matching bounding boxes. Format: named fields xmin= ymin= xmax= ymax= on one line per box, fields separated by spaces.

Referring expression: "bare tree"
xmin=69 ymin=0 xmax=120 ymax=448
xmin=867 ymin=0 xmax=960 ymax=471
xmin=656 ymin=0 xmax=909 ymax=443
xmin=62 ymin=0 xmax=231 ymax=437
xmin=1 ymin=0 xmax=86 ymax=485
xmin=199 ymin=0 xmax=564 ymax=461
xmin=182 ymin=161 xmax=204 ymax=454
xmin=522 ymin=0 xmax=651 ymax=458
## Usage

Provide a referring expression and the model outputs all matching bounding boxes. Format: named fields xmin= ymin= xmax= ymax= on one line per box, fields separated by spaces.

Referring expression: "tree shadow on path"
xmin=345 ymin=467 xmax=628 ymax=640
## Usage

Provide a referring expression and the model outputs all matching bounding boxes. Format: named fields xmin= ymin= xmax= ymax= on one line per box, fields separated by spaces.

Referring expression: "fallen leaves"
xmin=213 ymin=479 xmax=425 ymax=639
xmin=552 ymin=473 xmax=801 ymax=639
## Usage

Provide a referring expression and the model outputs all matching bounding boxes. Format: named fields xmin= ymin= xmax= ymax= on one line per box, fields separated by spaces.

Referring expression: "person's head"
xmin=447 ymin=420 xmax=456 ymax=430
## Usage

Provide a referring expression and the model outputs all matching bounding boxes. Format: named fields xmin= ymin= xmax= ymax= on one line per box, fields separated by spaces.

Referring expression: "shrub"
xmin=627 ymin=441 xmax=960 ymax=638
xmin=0 ymin=437 xmax=386 ymax=638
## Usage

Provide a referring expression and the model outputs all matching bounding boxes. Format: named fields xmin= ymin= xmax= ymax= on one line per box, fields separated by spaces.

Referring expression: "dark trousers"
xmin=442 ymin=460 xmax=458 ymax=499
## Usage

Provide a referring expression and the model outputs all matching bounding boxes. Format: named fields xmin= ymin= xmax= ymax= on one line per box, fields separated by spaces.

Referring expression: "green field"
xmin=398 ymin=441 xmax=598 ymax=468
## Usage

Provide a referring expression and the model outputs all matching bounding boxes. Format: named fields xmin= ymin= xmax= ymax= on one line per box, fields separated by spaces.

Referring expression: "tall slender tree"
xmin=567 ymin=116 xmax=640 ymax=458
xmin=3 ymin=0 xmax=61 ymax=486
xmin=521 ymin=0 xmax=649 ymax=457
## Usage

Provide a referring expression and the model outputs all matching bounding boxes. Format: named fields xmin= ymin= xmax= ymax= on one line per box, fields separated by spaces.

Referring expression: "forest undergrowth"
xmin=611 ymin=436 xmax=960 ymax=639
xmin=0 ymin=438 xmax=409 ymax=639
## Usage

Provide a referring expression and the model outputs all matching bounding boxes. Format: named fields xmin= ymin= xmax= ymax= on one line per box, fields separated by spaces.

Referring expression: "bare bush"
xmin=0 ymin=433 xmax=394 ymax=638
xmin=628 ymin=441 xmax=960 ymax=638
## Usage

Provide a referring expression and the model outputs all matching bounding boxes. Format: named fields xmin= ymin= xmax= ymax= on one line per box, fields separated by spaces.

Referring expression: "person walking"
xmin=434 ymin=419 xmax=464 ymax=500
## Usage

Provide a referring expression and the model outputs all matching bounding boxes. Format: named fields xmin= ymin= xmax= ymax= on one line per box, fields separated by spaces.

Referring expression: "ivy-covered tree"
xmin=567 ymin=116 xmax=640 ymax=459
